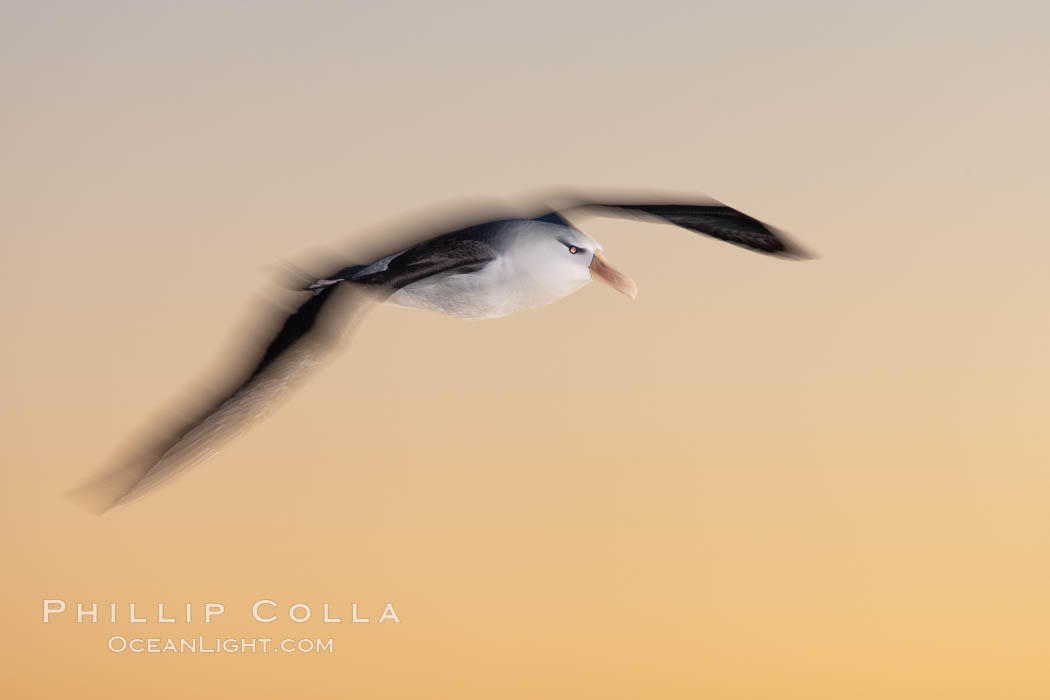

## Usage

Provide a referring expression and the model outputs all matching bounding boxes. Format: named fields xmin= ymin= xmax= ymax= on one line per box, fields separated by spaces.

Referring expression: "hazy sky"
xmin=3 ymin=1 xmax=1050 ymax=698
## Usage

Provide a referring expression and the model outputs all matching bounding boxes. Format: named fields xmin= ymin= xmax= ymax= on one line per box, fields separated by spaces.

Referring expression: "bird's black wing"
xmin=309 ymin=226 xmax=502 ymax=291
xmin=561 ymin=198 xmax=811 ymax=258
xmin=356 ymin=231 xmax=499 ymax=287
xmin=76 ymin=227 xmax=501 ymax=512
xmin=71 ymin=283 xmax=370 ymax=512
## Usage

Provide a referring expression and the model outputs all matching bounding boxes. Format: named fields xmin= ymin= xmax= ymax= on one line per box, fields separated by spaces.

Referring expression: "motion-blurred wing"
xmin=71 ymin=283 xmax=370 ymax=513
xmin=564 ymin=198 xmax=811 ymax=258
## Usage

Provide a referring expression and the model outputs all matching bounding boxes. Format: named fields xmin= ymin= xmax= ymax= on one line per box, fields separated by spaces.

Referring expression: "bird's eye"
xmin=568 ymin=246 xmax=578 ymax=254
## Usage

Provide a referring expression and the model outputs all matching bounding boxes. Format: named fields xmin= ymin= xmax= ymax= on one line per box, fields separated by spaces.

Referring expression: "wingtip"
xmin=768 ymin=227 xmax=817 ymax=261
xmin=776 ymin=242 xmax=818 ymax=261
xmin=66 ymin=482 xmax=122 ymax=517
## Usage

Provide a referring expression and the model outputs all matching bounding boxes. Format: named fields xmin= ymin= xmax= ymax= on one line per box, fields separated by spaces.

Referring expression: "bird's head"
xmin=516 ymin=224 xmax=638 ymax=302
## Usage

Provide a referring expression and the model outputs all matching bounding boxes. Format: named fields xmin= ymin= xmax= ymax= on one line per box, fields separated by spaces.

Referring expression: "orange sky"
xmin=3 ymin=1 xmax=1050 ymax=697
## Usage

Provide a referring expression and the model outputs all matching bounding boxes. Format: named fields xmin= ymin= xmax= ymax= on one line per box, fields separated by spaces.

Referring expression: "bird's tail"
xmin=303 ymin=265 xmax=366 ymax=295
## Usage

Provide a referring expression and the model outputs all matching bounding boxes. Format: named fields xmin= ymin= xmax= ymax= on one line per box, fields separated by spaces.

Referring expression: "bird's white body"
xmin=381 ymin=221 xmax=599 ymax=319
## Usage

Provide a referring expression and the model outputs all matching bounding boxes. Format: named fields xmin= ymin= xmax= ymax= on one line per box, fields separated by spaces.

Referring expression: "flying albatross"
xmin=72 ymin=193 xmax=810 ymax=512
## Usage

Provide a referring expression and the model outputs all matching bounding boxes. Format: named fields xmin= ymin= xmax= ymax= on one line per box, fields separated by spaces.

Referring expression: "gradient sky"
xmin=3 ymin=1 xmax=1050 ymax=697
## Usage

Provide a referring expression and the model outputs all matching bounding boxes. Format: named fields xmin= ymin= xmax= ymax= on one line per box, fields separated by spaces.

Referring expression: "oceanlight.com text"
xmin=106 ymin=636 xmax=335 ymax=654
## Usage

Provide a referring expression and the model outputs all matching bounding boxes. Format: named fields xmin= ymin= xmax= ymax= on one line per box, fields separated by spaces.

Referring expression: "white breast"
xmin=387 ymin=255 xmax=591 ymax=320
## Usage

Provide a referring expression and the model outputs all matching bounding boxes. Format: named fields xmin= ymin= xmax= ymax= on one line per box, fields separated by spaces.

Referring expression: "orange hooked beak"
xmin=589 ymin=251 xmax=638 ymax=300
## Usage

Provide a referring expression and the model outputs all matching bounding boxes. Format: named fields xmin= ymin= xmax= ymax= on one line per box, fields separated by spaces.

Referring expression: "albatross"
xmin=73 ymin=193 xmax=810 ymax=512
